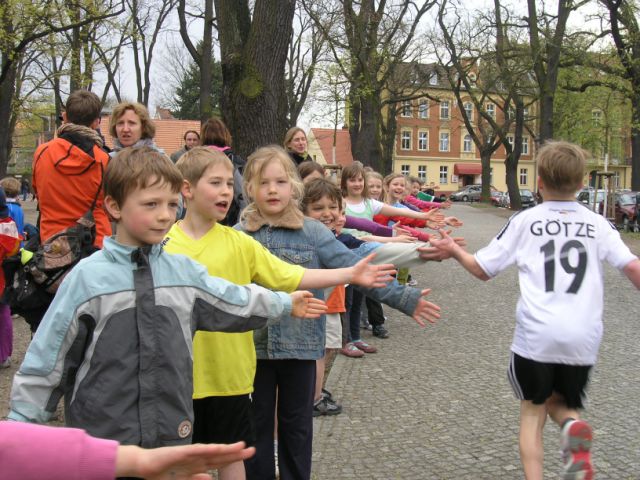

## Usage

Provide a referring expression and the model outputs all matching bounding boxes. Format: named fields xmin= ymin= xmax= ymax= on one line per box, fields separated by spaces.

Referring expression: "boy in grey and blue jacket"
xmin=9 ymin=147 xmax=325 ymax=448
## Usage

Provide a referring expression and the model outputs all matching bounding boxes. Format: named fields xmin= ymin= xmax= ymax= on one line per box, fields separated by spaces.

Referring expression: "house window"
xmin=520 ymin=168 xmax=528 ymax=185
xmin=439 ymin=166 xmax=448 ymax=184
xmin=463 ymin=134 xmax=473 ymax=153
xmin=429 ymin=72 xmax=438 ymax=85
xmin=522 ymin=136 xmax=529 ymax=155
xmin=401 ymin=100 xmax=412 ymax=117
xmin=486 ymin=103 xmax=495 ymax=118
xmin=440 ymin=100 xmax=450 ymax=119
xmin=463 ymin=102 xmax=473 ymax=120
xmin=439 ymin=131 xmax=450 ymax=152
xmin=401 ymin=164 xmax=410 ymax=176
xmin=524 ymin=106 xmax=530 ymax=119
xmin=418 ymin=165 xmax=426 ymax=180
xmin=418 ymin=100 xmax=429 ymax=119
xmin=401 ymin=130 xmax=411 ymax=150
xmin=418 ymin=131 xmax=428 ymax=151
xmin=592 ymin=109 xmax=602 ymax=126
xmin=507 ymin=135 xmax=514 ymax=147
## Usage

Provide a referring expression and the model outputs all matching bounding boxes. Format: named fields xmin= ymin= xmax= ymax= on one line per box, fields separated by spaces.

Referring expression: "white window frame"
xmin=522 ymin=136 xmax=529 ymax=155
xmin=440 ymin=100 xmax=450 ymax=119
xmin=401 ymin=164 xmax=410 ymax=176
xmin=418 ymin=165 xmax=427 ymax=180
xmin=463 ymin=102 xmax=473 ymax=120
xmin=463 ymin=134 xmax=473 ymax=153
xmin=418 ymin=130 xmax=428 ymax=151
xmin=439 ymin=166 xmax=448 ymax=184
xmin=520 ymin=168 xmax=528 ymax=185
xmin=401 ymin=130 xmax=411 ymax=150
xmin=401 ymin=100 xmax=412 ymax=117
xmin=429 ymin=72 xmax=438 ymax=85
xmin=439 ymin=131 xmax=450 ymax=152
xmin=486 ymin=103 xmax=495 ymax=118
xmin=418 ymin=100 xmax=429 ymax=119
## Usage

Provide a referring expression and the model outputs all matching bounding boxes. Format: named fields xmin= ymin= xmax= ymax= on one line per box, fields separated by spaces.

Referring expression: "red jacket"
xmin=33 ymin=137 xmax=111 ymax=247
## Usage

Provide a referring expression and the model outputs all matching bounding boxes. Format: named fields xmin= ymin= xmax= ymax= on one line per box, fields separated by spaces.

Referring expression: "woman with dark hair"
xmin=283 ymin=127 xmax=311 ymax=166
xmin=200 ymin=117 xmax=247 ymax=225
xmin=170 ymin=130 xmax=200 ymax=163
xmin=298 ymin=160 xmax=325 ymax=184
xmin=108 ymin=102 xmax=163 ymax=157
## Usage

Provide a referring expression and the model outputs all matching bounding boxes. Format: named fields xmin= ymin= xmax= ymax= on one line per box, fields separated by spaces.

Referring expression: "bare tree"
xmin=601 ymin=0 xmax=640 ymax=190
xmin=305 ymin=0 xmax=436 ymax=172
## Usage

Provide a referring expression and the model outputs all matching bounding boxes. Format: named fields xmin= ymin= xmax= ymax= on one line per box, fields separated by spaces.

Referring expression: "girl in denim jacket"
xmin=236 ymin=145 xmax=442 ymax=480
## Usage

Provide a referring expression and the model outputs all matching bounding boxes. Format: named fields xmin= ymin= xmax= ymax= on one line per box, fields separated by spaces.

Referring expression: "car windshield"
xmin=520 ymin=190 xmax=532 ymax=197
xmin=618 ymin=193 xmax=636 ymax=205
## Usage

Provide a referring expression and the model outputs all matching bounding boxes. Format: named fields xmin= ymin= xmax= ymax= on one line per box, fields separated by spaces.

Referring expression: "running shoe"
xmin=561 ymin=419 xmax=594 ymax=480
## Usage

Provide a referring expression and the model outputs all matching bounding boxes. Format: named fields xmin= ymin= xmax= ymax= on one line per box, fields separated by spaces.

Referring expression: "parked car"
xmin=576 ymin=188 xmax=606 ymax=212
xmin=450 ymin=185 xmax=482 ymax=202
xmin=450 ymin=185 xmax=498 ymax=202
xmin=490 ymin=191 xmax=506 ymax=206
xmin=613 ymin=191 xmax=638 ymax=232
xmin=500 ymin=189 xmax=537 ymax=209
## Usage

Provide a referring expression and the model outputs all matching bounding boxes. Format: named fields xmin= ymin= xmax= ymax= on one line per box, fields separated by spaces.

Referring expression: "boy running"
xmin=430 ymin=141 xmax=640 ymax=480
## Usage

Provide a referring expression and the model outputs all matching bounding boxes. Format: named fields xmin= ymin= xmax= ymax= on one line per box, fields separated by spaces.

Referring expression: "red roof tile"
xmin=309 ymin=128 xmax=353 ymax=166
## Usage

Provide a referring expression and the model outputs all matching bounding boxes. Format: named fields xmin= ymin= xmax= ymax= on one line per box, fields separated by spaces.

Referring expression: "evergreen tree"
xmin=172 ymin=57 xmax=222 ymax=120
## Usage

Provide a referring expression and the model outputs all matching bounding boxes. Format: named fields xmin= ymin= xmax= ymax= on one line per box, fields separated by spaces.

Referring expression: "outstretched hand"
xmin=411 ymin=288 xmax=441 ymax=326
xmin=351 ymin=253 xmax=397 ymax=288
xmin=417 ymin=229 xmax=467 ymax=261
xmin=117 ymin=442 xmax=256 ymax=480
xmin=290 ymin=291 xmax=328 ymax=318
xmin=444 ymin=216 xmax=463 ymax=227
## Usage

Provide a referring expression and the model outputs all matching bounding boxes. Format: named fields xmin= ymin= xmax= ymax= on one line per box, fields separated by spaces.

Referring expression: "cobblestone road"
xmin=312 ymin=204 xmax=640 ymax=479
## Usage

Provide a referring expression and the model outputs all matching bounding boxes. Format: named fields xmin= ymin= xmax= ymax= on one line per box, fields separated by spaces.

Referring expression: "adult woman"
xmin=283 ymin=127 xmax=311 ymax=166
xmin=108 ymin=102 xmax=162 ymax=157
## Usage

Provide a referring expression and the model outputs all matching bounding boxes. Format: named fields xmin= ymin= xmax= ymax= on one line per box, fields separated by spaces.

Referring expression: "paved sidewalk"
xmin=312 ymin=204 xmax=640 ymax=479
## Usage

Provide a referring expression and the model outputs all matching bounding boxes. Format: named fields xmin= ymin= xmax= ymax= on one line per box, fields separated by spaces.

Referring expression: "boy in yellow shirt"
xmin=164 ymin=147 xmax=394 ymax=480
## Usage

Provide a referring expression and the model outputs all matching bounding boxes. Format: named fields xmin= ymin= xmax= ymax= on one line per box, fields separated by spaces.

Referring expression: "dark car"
xmin=501 ymin=189 xmax=536 ymax=209
xmin=613 ymin=191 xmax=638 ymax=232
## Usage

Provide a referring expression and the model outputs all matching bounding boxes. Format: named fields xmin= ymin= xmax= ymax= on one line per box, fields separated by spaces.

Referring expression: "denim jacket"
xmin=236 ymin=209 xmax=421 ymax=360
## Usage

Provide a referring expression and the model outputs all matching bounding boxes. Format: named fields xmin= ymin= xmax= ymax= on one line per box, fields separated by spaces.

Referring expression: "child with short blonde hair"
xmin=430 ymin=140 xmax=640 ymax=480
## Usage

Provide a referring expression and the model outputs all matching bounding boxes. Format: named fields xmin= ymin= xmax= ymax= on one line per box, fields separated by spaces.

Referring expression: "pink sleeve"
xmin=0 ymin=422 xmax=118 ymax=480
xmin=405 ymin=195 xmax=439 ymax=210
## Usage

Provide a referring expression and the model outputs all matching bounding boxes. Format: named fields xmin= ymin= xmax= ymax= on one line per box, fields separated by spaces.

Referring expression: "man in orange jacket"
xmin=33 ymin=90 xmax=111 ymax=247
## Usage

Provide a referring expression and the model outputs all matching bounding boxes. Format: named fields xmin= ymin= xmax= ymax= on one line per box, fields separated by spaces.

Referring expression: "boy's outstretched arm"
xmin=429 ymin=230 xmax=490 ymax=281
xmin=298 ymin=253 xmax=396 ymax=290
xmin=290 ymin=291 xmax=328 ymax=318
xmin=410 ymin=288 xmax=441 ymax=326
xmin=623 ymin=258 xmax=640 ymax=289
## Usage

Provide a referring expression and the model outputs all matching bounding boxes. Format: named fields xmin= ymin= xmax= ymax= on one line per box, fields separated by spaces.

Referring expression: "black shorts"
xmin=507 ymin=352 xmax=592 ymax=408
xmin=192 ymin=394 xmax=256 ymax=446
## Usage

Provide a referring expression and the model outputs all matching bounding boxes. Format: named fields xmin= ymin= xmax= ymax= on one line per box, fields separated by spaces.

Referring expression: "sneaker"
xmin=360 ymin=321 xmax=373 ymax=330
xmin=0 ymin=358 xmax=10 ymax=369
xmin=341 ymin=343 xmax=365 ymax=358
xmin=352 ymin=340 xmax=377 ymax=353
xmin=561 ymin=419 xmax=594 ymax=480
xmin=312 ymin=397 xmax=343 ymax=417
xmin=372 ymin=325 xmax=389 ymax=338
xmin=321 ymin=388 xmax=336 ymax=403
xmin=407 ymin=279 xmax=418 ymax=287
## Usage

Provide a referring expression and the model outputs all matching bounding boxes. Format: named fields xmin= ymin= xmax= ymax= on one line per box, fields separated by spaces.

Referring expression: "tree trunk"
xmin=350 ymin=93 xmax=383 ymax=171
xmin=215 ymin=0 xmax=295 ymax=157
xmin=199 ymin=0 xmax=214 ymax=123
xmin=480 ymin=149 xmax=492 ymax=202
xmin=631 ymin=93 xmax=640 ymax=191
xmin=0 ymin=61 xmax=17 ymax=177
xmin=505 ymin=155 xmax=520 ymax=210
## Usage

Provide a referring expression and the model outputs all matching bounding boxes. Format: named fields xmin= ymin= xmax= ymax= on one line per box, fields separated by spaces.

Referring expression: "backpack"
xmin=3 ymin=169 xmax=102 ymax=332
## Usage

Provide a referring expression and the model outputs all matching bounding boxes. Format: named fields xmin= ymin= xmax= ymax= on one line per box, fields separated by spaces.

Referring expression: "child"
xmin=366 ymin=171 xmax=384 ymax=201
xmin=0 ymin=177 xmax=25 ymax=238
xmin=164 ymin=147 xmax=394 ymax=478
xmin=0 ymin=187 xmax=21 ymax=369
xmin=236 ymin=146 xmax=441 ymax=480
xmin=430 ymin=141 xmax=640 ymax=480
xmin=8 ymin=147 xmax=326 ymax=450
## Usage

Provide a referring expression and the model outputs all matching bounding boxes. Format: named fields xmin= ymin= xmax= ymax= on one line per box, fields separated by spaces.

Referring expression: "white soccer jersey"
xmin=475 ymin=201 xmax=637 ymax=365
